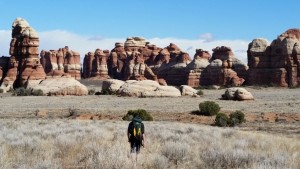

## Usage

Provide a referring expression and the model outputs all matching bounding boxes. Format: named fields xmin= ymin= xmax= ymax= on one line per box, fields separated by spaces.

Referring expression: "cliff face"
xmin=247 ymin=29 xmax=300 ymax=87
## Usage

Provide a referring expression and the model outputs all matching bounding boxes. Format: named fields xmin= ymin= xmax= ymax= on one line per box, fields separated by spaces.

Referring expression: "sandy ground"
xmin=1 ymin=87 xmax=300 ymax=115
xmin=0 ymin=86 xmax=299 ymax=137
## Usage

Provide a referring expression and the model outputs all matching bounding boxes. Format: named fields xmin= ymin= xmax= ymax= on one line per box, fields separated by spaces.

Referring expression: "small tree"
xmin=122 ymin=109 xmax=153 ymax=121
xmin=198 ymin=101 xmax=220 ymax=116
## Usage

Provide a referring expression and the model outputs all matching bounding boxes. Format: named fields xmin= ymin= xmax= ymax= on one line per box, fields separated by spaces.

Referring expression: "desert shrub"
xmin=122 ymin=109 xmax=153 ymax=121
xmin=215 ymin=113 xmax=229 ymax=127
xmin=198 ymin=101 xmax=220 ymax=116
xmin=197 ymin=90 xmax=204 ymax=96
xmin=68 ymin=108 xmax=79 ymax=117
xmin=88 ymin=89 xmax=95 ymax=95
xmin=229 ymin=111 xmax=246 ymax=127
xmin=13 ymin=87 xmax=31 ymax=96
xmin=32 ymin=89 xmax=44 ymax=96
xmin=214 ymin=111 xmax=246 ymax=127
xmin=99 ymin=88 xmax=116 ymax=95
xmin=0 ymin=88 xmax=3 ymax=93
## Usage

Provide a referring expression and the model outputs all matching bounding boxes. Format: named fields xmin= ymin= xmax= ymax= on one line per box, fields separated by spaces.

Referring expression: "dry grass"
xmin=0 ymin=119 xmax=299 ymax=169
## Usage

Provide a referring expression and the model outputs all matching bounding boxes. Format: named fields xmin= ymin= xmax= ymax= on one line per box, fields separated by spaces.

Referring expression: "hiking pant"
xmin=130 ymin=140 xmax=142 ymax=153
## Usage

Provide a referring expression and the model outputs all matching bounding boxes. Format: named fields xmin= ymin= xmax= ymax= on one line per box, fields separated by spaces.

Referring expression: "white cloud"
xmin=198 ymin=33 xmax=214 ymax=42
xmin=0 ymin=30 xmax=11 ymax=57
xmin=0 ymin=29 xmax=250 ymax=63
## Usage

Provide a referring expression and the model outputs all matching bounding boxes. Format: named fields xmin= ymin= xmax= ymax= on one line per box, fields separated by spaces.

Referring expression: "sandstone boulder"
xmin=28 ymin=77 xmax=88 ymax=96
xmin=180 ymin=85 xmax=198 ymax=96
xmin=117 ymin=80 xmax=181 ymax=97
xmin=235 ymin=88 xmax=254 ymax=100
xmin=142 ymin=85 xmax=181 ymax=97
xmin=222 ymin=87 xmax=254 ymax=100
xmin=102 ymin=79 xmax=125 ymax=92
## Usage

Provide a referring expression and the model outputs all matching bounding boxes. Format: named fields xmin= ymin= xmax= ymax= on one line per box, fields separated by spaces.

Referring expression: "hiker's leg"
xmin=130 ymin=142 xmax=137 ymax=166
xmin=135 ymin=142 xmax=141 ymax=164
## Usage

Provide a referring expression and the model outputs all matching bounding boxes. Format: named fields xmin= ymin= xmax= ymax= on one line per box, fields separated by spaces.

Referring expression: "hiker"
xmin=127 ymin=115 xmax=145 ymax=165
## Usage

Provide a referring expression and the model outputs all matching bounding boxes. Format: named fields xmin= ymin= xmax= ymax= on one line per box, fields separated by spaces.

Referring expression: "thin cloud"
xmin=198 ymin=33 xmax=214 ymax=43
xmin=185 ymin=46 xmax=193 ymax=51
xmin=88 ymin=36 xmax=105 ymax=41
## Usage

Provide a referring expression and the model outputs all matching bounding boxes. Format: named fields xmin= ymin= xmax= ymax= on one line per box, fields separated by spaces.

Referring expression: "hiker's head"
xmin=132 ymin=115 xmax=142 ymax=122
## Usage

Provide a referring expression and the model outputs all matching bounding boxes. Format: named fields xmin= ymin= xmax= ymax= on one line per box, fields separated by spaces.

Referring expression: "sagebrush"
xmin=214 ymin=111 xmax=246 ymax=127
xmin=0 ymin=119 xmax=298 ymax=169
xmin=122 ymin=109 xmax=153 ymax=121
xmin=198 ymin=101 xmax=220 ymax=116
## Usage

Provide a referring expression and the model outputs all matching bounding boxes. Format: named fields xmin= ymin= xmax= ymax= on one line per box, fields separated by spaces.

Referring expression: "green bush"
xmin=32 ymin=89 xmax=44 ymax=96
xmin=122 ymin=109 xmax=153 ymax=121
xmin=197 ymin=90 xmax=204 ymax=96
xmin=215 ymin=113 xmax=229 ymax=127
xmin=13 ymin=87 xmax=31 ymax=96
xmin=13 ymin=87 xmax=44 ymax=96
xmin=214 ymin=111 xmax=246 ymax=127
xmin=229 ymin=111 xmax=246 ymax=127
xmin=88 ymin=89 xmax=96 ymax=95
xmin=198 ymin=101 xmax=220 ymax=116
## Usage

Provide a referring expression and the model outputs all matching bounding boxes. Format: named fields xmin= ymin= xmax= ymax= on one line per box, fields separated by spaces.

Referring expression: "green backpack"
xmin=132 ymin=121 xmax=142 ymax=141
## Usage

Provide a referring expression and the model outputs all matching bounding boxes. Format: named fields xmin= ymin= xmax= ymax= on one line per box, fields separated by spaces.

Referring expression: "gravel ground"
xmin=0 ymin=87 xmax=300 ymax=118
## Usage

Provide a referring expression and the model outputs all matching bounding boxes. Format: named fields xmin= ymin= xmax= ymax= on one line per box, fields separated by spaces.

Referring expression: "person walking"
xmin=127 ymin=115 xmax=145 ymax=167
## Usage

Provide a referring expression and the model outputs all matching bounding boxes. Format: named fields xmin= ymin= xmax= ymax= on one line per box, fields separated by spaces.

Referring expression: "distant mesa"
xmin=0 ymin=18 xmax=300 ymax=96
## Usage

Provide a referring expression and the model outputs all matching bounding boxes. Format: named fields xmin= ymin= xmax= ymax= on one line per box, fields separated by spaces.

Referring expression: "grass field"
xmin=0 ymin=119 xmax=299 ymax=169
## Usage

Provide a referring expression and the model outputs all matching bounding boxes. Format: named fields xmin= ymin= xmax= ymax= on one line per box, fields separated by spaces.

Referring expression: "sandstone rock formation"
xmin=222 ymin=87 xmax=254 ymax=100
xmin=202 ymin=46 xmax=245 ymax=86
xmin=28 ymin=76 xmax=88 ymax=96
xmin=82 ymin=48 xmax=109 ymax=79
xmin=107 ymin=42 xmax=127 ymax=79
xmin=186 ymin=49 xmax=211 ymax=87
xmin=117 ymin=80 xmax=181 ymax=97
xmin=0 ymin=18 xmax=46 ymax=91
xmin=247 ymin=29 xmax=300 ymax=87
xmin=187 ymin=47 xmax=247 ymax=87
xmin=155 ymin=43 xmax=192 ymax=86
xmin=81 ymin=37 xmax=249 ymax=88
xmin=40 ymin=46 xmax=81 ymax=80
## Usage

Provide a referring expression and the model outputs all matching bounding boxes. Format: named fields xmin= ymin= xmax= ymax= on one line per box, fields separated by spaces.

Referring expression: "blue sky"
xmin=0 ymin=0 xmax=299 ymax=62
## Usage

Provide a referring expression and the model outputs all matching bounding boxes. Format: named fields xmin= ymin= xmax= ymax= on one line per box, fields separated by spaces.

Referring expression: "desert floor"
xmin=0 ymin=86 xmax=299 ymax=138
